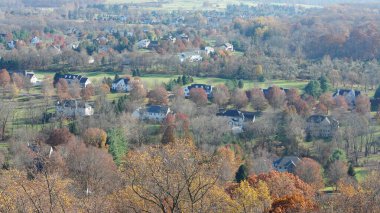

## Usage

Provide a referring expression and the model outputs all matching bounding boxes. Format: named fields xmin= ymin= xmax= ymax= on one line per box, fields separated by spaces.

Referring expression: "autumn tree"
xmin=122 ymin=139 xmax=224 ymax=213
xmin=250 ymin=88 xmax=268 ymax=112
xmin=147 ymin=86 xmax=169 ymax=105
xmin=12 ymin=73 xmax=24 ymax=89
xmin=46 ymin=128 xmax=74 ymax=148
xmin=0 ymin=69 xmax=11 ymax=89
xmin=129 ymin=79 xmax=146 ymax=102
xmin=327 ymin=160 xmax=348 ymax=191
xmin=56 ymin=78 xmax=70 ymax=101
xmin=189 ymin=87 xmax=208 ymax=106
xmin=232 ymin=181 xmax=272 ymax=213
xmin=295 ymin=158 xmax=324 ymax=189
xmin=212 ymin=84 xmax=230 ymax=107
xmin=231 ymin=89 xmax=248 ymax=109
xmin=83 ymin=128 xmax=107 ymax=148
xmin=81 ymin=84 xmax=95 ymax=101
xmin=267 ymin=86 xmax=286 ymax=110
xmin=319 ymin=93 xmax=335 ymax=114
xmin=355 ymin=95 xmax=370 ymax=114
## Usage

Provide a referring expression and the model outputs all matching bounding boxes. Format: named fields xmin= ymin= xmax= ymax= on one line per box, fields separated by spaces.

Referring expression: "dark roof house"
xmin=273 ymin=156 xmax=301 ymax=173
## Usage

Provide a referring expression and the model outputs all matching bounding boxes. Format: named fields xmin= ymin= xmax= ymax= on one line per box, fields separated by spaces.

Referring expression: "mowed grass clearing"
xmin=34 ymin=71 xmax=309 ymax=91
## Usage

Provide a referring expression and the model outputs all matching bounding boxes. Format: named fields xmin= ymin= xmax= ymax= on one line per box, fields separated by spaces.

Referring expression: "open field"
xmin=34 ymin=71 xmax=309 ymax=91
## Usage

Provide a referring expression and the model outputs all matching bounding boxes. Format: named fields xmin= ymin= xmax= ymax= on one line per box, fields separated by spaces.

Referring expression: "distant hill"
xmin=254 ymin=0 xmax=379 ymax=5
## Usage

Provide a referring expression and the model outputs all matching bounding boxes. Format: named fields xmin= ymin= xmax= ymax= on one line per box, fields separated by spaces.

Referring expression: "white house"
xmin=137 ymin=39 xmax=151 ymax=49
xmin=132 ymin=105 xmax=170 ymax=122
xmin=112 ymin=78 xmax=132 ymax=92
xmin=204 ymin=46 xmax=215 ymax=55
xmin=222 ymin=43 xmax=234 ymax=51
xmin=56 ymin=100 xmax=94 ymax=117
xmin=189 ymin=55 xmax=203 ymax=62
xmin=183 ymin=84 xmax=213 ymax=98
xmin=30 ymin=36 xmax=40 ymax=45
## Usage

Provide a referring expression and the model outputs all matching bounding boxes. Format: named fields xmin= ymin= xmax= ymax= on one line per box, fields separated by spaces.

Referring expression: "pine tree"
xmin=348 ymin=164 xmax=356 ymax=177
xmin=319 ymin=75 xmax=331 ymax=93
xmin=235 ymin=164 xmax=249 ymax=183
xmin=238 ymin=80 xmax=244 ymax=89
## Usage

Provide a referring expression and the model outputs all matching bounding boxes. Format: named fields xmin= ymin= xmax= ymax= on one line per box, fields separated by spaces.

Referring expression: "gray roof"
xmin=273 ymin=156 xmax=301 ymax=168
xmin=146 ymin=105 xmax=169 ymax=114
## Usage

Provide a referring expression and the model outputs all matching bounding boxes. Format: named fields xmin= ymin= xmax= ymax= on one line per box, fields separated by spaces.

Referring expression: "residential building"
xmin=273 ymin=156 xmax=301 ymax=173
xmin=183 ymin=84 xmax=213 ymax=98
xmin=30 ymin=36 xmax=40 ymax=45
xmin=204 ymin=46 xmax=215 ymax=55
xmin=9 ymin=70 xmax=39 ymax=85
xmin=222 ymin=42 xmax=234 ymax=51
xmin=56 ymin=100 xmax=94 ymax=117
xmin=333 ymin=89 xmax=361 ymax=107
xmin=132 ymin=105 xmax=170 ymax=122
xmin=55 ymin=74 xmax=91 ymax=88
xmin=112 ymin=78 xmax=132 ymax=92
xmin=137 ymin=39 xmax=151 ymax=49
xmin=306 ymin=115 xmax=339 ymax=138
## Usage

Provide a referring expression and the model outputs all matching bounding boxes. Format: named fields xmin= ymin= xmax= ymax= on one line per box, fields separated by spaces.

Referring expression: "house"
xmin=217 ymin=109 xmax=245 ymax=128
xmin=55 ymin=74 xmax=91 ymax=88
xmin=179 ymin=52 xmax=202 ymax=63
xmin=222 ymin=43 xmax=234 ymax=51
xmin=7 ymin=40 xmax=15 ymax=49
xmin=273 ymin=156 xmax=301 ymax=173
xmin=179 ymin=33 xmax=189 ymax=41
xmin=112 ymin=78 xmax=132 ymax=92
xmin=204 ymin=46 xmax=215 ymax=55
xmin=9 ymin=70 xmax=39 ymax=85
xmin=137 ymin=39 xmax=151 ymax=49
xmin=148 ymin=41 xmax=159 ymax=49
xmin=183 ymin=84 xmax=213 ymax=98
xmin=333 ymin=89 xmax=361 ymax=107
xmin=56 ymin=100 xmax=94 ymax=117
xmin=30 ymin=36 xmax=40 ymax=45
xmin=306 ymin=115 xmax=339 ymax=138
xmin=132 ymin=105 xmax=170 ymax=122
xmin=189 ymin=55 xmax=202 ymax=62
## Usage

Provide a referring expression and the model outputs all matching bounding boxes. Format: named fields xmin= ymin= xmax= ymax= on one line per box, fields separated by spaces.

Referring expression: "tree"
xmin=147 ymin=86 xmax=169 ymax=105
xmin=319 ymin=93 xmax=335 ymax=114
xmin=375 ymin=85 xmax=380 ymax=99
xmin=212 ymin=84 xmax=230 ymax=107
xmin=129 ymin=79 xmax=146 ymax=102
xmin=46 ymin=128 xmax=74 ymax=147
xmin=107 ymin=128 xmax=127 ymax=166
xmin=238 ymin=80 xmax=244 ymax=89
xmin=355 ymin=95 xmax=370 ymax=114
xmin=347 ymin=164 xmax=356 ymax=177
xmin=267 ymin=86 xmax=286 ymax=110
xmin=327 ymin=160 xmax=348 ymax=190
xmin=236 ymin=164 xmax=249 ymax=183
xmin=0 ymin=100 xmax=15 ymax=140
xmin=189 ymin=88 xmax=208 ymax=106
xmin=304 ymin=80 xmax=322 ymax=98
xmin=295 ymin=158 xmax=324 ymax=189
xmin=122 ymin=140 xmax=224 ymax=213
xmin=335 ymin=96 xmax=348 ymax=110
xmin=56 ymin=78 xmax=70 ymax=101
xmin=12 ymin=73 xmax=24 ymax=89
xmin=81 ymin=84 xmax=95 ymax=101
xmin=83 ymin=128 xmax=107 ymax=148
xmin=232 ymin=180 xmax=272 ymax=213
xmin=0 ymin=69 xmax=11 ymax=89
xmin=231 ymin=89 xmax=248 ymax=109
xmin=319 ymin=75 xmax=331 ymax=93
xmin=250 ymin=88 xmax=268 ymax=112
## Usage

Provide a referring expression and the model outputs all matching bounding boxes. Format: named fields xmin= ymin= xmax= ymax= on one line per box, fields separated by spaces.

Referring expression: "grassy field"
xmin=34 ymin=71 xmax=309 ymax=91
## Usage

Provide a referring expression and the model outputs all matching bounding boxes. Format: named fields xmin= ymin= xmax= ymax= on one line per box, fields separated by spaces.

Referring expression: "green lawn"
xmin=354 ymin=167 xmax=369 ymax=183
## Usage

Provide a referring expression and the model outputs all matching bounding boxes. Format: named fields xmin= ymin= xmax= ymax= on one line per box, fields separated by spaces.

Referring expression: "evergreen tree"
xmin=319 ymin=75 xmax=331 ymax=93
xmin=348 ymin=164 xmax=356 ymax=177
xmin=114 ymin=74 xmax=120 ymax=81
xmin=375 ymin=85 xmax=380 ymax=99
xmin=235 ymin=164 xmax=249 ymax=183
xmin=304 ymin=80 xmax=322 ymax=98
xmin=107 ymin=128 xmax=128 ymax=166
xmin=238 ymin=80 xmax=244 ymax=89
